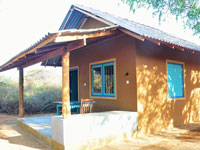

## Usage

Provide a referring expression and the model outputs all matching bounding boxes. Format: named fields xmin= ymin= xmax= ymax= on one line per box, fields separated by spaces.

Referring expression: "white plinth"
xmin=52 ymin=111 xmax=137 ymax=149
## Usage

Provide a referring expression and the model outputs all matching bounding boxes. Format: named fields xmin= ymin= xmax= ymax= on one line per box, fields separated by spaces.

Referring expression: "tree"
xmin=122 ymin=0 xmax=200 ymax=35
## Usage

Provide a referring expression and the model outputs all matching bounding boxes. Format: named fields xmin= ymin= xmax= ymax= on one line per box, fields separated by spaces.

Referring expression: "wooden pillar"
xmin=19 ymin=68 xmax=24 ymax=118
xmin=62 ymin=50 xmax=71 ymax=119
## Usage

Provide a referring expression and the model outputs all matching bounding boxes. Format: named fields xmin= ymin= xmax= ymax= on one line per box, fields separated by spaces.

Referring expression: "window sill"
xmin=90 ymin=96 xmax=117 ymax=100
xmin=168 ymin=97 xmax=186 ymax=101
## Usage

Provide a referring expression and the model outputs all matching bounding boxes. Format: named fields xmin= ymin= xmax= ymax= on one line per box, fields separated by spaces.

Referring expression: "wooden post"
xmin=62 ymin=50 xmax=71 ymax=119
xmin=19 ymin=68 xmax=24 ymax=118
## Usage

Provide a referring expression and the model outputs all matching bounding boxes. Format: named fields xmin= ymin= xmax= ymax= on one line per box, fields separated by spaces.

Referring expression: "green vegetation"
xmin=122 ymin=0 xmax=200 ymax=35
xmin=0 ymin=69 xmax=62 ymax=114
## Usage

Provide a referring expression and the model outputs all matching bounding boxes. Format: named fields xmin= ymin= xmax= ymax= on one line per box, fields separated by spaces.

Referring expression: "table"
xmin=54 ymin=101 xmax=81 ymax=115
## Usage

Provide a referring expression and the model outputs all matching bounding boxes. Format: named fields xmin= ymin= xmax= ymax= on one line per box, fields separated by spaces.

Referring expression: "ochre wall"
xmin=136 ymin=40 xmax=200 ymax=133
xmin=70 ymin=35 xmax=137 ymax=112
xmin=72 ymin=16 xmax=200 ymax=133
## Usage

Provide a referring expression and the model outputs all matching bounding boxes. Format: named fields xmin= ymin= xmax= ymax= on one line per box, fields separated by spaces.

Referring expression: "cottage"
xmin=1 ymin=4 xmax=200 ymax=150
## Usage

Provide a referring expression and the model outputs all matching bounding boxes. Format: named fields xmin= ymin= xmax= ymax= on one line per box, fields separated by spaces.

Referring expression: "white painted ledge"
xmin=52 ymin=111 xmax=137 ymax=148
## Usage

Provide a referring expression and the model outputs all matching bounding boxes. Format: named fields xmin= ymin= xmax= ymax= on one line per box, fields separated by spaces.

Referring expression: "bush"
xmin=0 ymin=77 xmax=18 ymax=114
xmin=24 ymin=85 xmax=61 ymax=114
xmin=0 ymin=69 xmax=62 ymax=115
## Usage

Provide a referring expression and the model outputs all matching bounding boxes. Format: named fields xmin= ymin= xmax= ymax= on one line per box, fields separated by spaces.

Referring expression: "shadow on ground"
xmin=0 ymin=114 xmax=52 ymax=150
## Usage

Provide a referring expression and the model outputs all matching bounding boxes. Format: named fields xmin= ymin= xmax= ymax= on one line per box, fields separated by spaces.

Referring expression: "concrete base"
xmin=17 ymin=118 xmax=64 ymax=150
xmin=52 ymin=111 xmax=137 ymax=150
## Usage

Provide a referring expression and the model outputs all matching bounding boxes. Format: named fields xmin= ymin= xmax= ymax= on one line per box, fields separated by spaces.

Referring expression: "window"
xmin=167 ymin=61 xmax=184 ymax=99
xmin=91 ymin=61 xmax=115 ymax=97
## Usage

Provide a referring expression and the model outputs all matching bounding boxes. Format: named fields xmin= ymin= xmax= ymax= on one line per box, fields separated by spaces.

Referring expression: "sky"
xmin=0 ymin=0 xmax=200 ymax=80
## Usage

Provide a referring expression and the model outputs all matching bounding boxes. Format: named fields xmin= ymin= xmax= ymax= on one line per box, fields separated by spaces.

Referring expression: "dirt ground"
xmin=1 ymin=114 xmax=200 ymax=150
xmin=0 ymin=114 xmax=53 ymax=150
xmin=95 ymin=123 xmax=200 ymax=150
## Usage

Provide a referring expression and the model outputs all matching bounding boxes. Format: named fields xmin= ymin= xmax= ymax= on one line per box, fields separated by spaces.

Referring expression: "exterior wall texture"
xmin=136 ymin=40 xmax=200 ymax=133
xmin=81 ymin=17 xmax=108 ymax=29
xmin=70 ymin=35 xmax=137 ymax=112
xmin=70 ymin=17 xmax=200 ymax=133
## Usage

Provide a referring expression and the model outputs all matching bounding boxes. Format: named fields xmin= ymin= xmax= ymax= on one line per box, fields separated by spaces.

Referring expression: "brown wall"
xmin=136 ymin=40 xmax=200 ymax=133
xmin=70 ymin=35 xmax=137 ymax=112
xmin=73 ymin=16 xmax=200 ymax=133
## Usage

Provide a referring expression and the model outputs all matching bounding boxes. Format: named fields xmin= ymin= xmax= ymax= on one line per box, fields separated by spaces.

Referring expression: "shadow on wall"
xmin=137 ymin=65 xmax=200 ymax=134
xmin=136 ymin=64 xmax=173 ymax=133
xmin=182 ymin=70 xmax=200 ymax=123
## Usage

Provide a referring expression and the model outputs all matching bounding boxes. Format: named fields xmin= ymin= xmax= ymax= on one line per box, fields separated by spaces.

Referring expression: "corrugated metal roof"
xmin=64 ymin=10 xmax=85 ymax=29
xmin=50 ymin=7 xmax=86 ymax=66
xmin=42 ymin=25 xmax=119 ymax=66
xmin=73 ymin=4 xmax=200 ymax=51
xmin=59 ymin=6 xmax=85 ymax=30
xmin=0 ymin=33 xmax=56 ymax=71
xmin=59 ymin=5 xmax=74 ymax=30
xmin=0 ymin=26 xmax=119 ymax=71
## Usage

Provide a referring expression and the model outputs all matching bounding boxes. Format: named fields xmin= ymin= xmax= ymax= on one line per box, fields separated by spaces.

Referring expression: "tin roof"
xmin=1 ymin=4 xmax=200 ymax=71
xmin=71 ymin=4 xmax=200 ymax=51
xmin=0 ymin=33 xmax=57 ymax=71
xmin=0 ymin=26 xmax=119 ymax=71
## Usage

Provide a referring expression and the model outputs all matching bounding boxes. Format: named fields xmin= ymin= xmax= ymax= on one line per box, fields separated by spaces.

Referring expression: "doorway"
xmin=70 ymin=68 xmax=78 ymax=101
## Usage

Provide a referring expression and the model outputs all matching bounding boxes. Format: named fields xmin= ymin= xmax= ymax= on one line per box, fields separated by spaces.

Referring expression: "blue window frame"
xmin=91 ymin=61 xmax=115 ymax=97
xmin=167 ymin=62 xmax=184 ymax=98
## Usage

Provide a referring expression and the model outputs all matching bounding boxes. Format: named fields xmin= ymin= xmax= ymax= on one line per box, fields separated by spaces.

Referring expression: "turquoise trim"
xmin=91 ymin=61 xmax=115 ymax=97
xmin=91 ymin=64 xmax=102 ymax=96
xmin=168 ymin=62 xmax=184 ymax=98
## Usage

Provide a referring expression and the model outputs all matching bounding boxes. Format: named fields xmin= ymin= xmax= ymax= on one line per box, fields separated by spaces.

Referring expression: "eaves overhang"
xmin=0 ymin=25 xmax=120 ymax=72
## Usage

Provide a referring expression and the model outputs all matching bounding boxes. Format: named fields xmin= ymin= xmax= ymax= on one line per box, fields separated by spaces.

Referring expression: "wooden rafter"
xmin=0 ymin=33 xmax=59 ymax=70
xmin=67 ymin=39 xmax=86 ymax=52
xmin=55 ymin=30 xmax=120 ymax=43
xmin=142 ymin=36 xmax=186 ymax=51
xmin=160 ymin=41 xmax=184 ymax=51
xmin=36 ymin=43 xmax=69 ymax=53
xmin=0 ymin=27 xmax=119 ymax=71
xmin=120 ymin=28 xmax=145 ymax=41
xmin=20 ymin=47 xmax=65 ymax=68
xmin=74 ymin=7 xmax=114 ymax=26
xmin=86 ymin=32 xmax=125 ymax=48
xmin=142 ymin=36 xmax=161 ymax=46
xmin=20 ymin=39 xmax=86 ymax=68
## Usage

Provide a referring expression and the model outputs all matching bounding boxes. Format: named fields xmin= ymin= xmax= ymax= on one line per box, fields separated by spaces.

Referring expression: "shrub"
xmin=0 ymin=69 xmax=62 ymax=115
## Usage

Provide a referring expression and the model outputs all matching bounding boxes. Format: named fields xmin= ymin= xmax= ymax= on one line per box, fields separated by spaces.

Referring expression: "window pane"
xmin=92 ymin=67 xmax=102 ymax=93
xmin=104 ymin=65 xmax=114 ymax=94
xmin=168 ymin=63 xmax=184 ymax=98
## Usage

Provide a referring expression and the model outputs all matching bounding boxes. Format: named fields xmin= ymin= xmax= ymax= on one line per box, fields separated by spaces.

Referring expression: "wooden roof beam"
xmin=160 ymin=41 xmax=185 ymax=51
xmin=67 ymin=39 xmax=86 ymax=52
xmin=74 ymin=7 xmax=114 ymax=26
xmin=55 ymin=30 xmax=120 ymax=43
xmin=120 ymin=28 xmax=145 ymax=41
xmin=86 ymin=32 xmax=125 ymax=47
xmin=36 ymin=42 xmax=70 ymax=54
xmin=142 ymin=36 xmax=186 ymax=52
xmin=1 ymin=33 xmax=59 ymax=69
xmin=20 ymin=47 xmax=65 ymax=69
xmin=143 ymin=36 xmax=161 ymax=46
xmin=21 ymin=39 xmax=86 ymax=69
